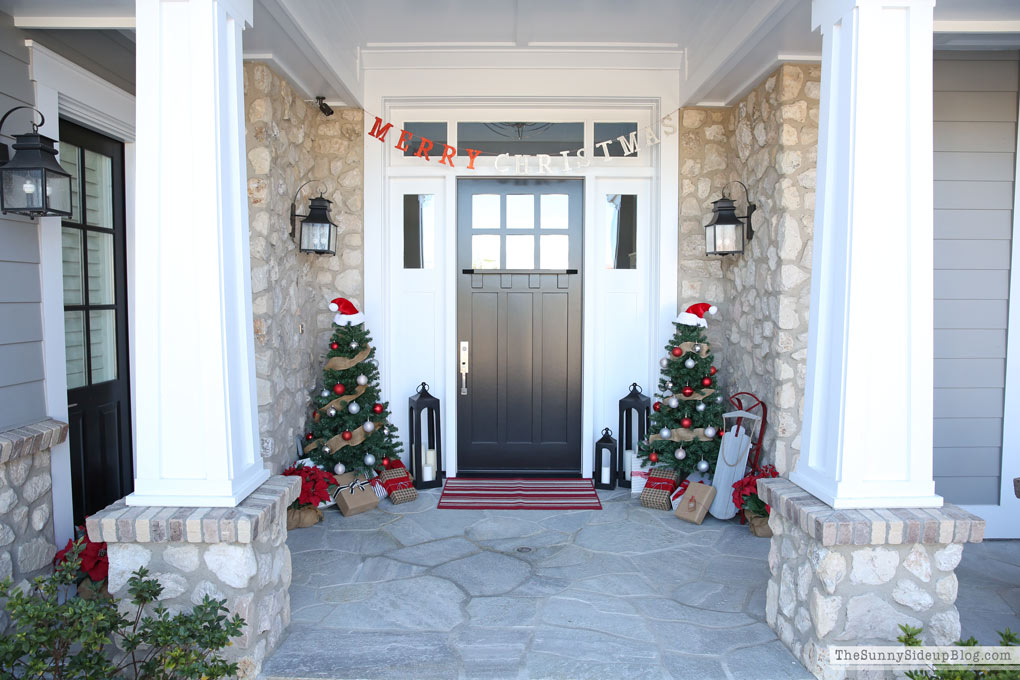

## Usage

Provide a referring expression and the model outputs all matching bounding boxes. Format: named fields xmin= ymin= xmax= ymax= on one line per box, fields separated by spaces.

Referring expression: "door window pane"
xmin=471 ymin=235 xmax=500 ymax=269
xmin=64 ymin=311 xmax=86 ymax=389
xmin=87 ymin=231 xmax=115 ymax=304
xmin=61 ymin=227 xmax=84 ymax=305
xmin=58 ymin=142 xmax=81 ymax=223
xmin=403 ymin=194 xmax=435 ymax=269
xmin=540 ymin=194 xmax=569 ymax=229
xmin=89 ymin=310 xmax=117 ymax=383
xmin=606 ymin=194 xmax=638 ymax=269
xmin=472 ymin=194 xmax=500 ymax=229
xmin=505 ymin=235 xmax=534 ymax=269
xmin=540 ymin=234 xmax=569 ymax=269
xmin=401 ymin=122 xmax=447 ymax=157
xmin=594 ymin=122 xmax=640 ymax=157
xmin=84 ymin=150 xmax=113 ymax=227
xmin=457 ymin=122 xmax=583 ymax=156
xmin=505 ymin=194 xmax=534 ymax=229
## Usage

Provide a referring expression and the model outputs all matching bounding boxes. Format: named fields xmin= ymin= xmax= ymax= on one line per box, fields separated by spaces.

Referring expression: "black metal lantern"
xmin=408 ymin=382 xmax=443 ymax=489
xmin=618 ymin=383 xmax=650 ymax=488
xmin=704 ymin=181 xmax=756 ymax=256
xmin=0 ymin=107 xmax=72 ymax=218
xmin=594 ymin=428 xmax=617 ymax=490
xmin=290 ymin=181 xmax=338 ymax=255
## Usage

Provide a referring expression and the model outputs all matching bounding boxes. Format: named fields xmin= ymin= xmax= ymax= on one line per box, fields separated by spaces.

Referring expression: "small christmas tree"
xmin=638 ymin=302 xmax=726 ymax=476
xmin=303 ymin=297 xmax=401 ymax=476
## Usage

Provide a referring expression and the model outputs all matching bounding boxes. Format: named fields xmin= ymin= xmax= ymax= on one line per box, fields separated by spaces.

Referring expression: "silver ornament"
xmin=659 ymin=357 xmax=670 ymax=368
xmin=693 ymin=343 xmax=703 ymax=353
xmin=696 ymin=402 xmax=706 ymax=412
xmin=363 ymin=421 xmax=375 ymax=433
xmin=350 ymin=341 xmax=359 ymax=349
xmin=658 ymin=427 xmax=672 ymax=439
xmin=697 ymin=459 xmax=710 ymax=473
xmin=356 ymin=374 xmax=369 ymax=386
xmin=684 ymin=358 xmax=696 ymax=369
xmin=667 ymin=396 xmax=680 ymax=409
xmin=348 ymin=402 xmax=361 ymax=414
xmin=321 ymin=390 xmax=330 ymax=398
xmin=322 ymin=445 xmax=331 ymax=455
xmin=716 ymin=396 xmax=724 ymax=403
xmin=327 ymin=407 xmax=337 ymax=417
xmin=704 ymin=426 xmax=718 ymax=438
xmin=363 ymin=453 xmax=376 ymax=466
xmin=383 ymin=427 xmax=390 ymax=436
xmin=666 ymin=381 xmax=673 ymax=389
xmin=674 ymin=448 xmax=687 ymax=460
xmin=333 ymin=462 xmax=346 ymax=475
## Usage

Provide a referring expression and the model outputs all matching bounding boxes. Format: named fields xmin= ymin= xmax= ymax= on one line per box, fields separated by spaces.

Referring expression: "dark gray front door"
xmin=457 ymin=178 xmax=583 ymax=475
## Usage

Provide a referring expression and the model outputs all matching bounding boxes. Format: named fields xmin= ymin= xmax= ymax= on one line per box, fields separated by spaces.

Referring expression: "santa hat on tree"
xmin=329 ymin=297 xmax=366 ymax=326
xmin=676 ymin=302 xmax=718 ymax=328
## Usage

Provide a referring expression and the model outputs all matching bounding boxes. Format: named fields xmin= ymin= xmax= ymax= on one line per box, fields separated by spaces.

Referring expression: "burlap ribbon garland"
xmin=324 ymin=346 xmax=372 ymax=372
xmin=317 ymin=385 xmax=367 ymax=416
xmin=667 ymin=341 xmax=711 ymax=360
xmin=304 ymin=421 xmax=384 ymax=454
xmin=648 ymin=426 xmax=715 ymax=443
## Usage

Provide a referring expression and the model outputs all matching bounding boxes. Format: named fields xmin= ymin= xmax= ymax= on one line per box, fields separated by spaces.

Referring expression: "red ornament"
xmin=381 ymin=457 xmax=391 ymax=468
xmin=330 ymin=342 xmax=339 ymax=350
xmin=653 ymin=401 xmax=662 ymax=412
xmin=701 ymin=377 xmax=712 ymax=387
xmin=305 ymin=432 xmax=314 ymax=441
xmin=341 ymin=430 xmax=353 ymax=441
xmin=649 ymin=452 xmax=659 ymax=463
xmin=670 ymin=346 xmax=683 ymax=357
xmin=681 ymin=386 xmax=695 ymax=397
xmin=333 ymin=383 xmax=346 ymax=395
xmin=372 ymin=403 xmax=384 ymax=414
xmin=709 ymin=366 xmax=717 ymax=375
xmin=680 ymin=417 xmax=693 ymax=429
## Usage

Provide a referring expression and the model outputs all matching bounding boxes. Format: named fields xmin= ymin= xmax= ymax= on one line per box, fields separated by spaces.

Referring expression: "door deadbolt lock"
xmin=459 ymin=341 xmax=469 ymax=395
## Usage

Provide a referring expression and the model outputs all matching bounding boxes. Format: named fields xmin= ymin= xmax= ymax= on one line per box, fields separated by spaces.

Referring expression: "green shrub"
xmin=898 ymin=624 xmax=1020 ymax=680
xmin=0 ymin=539 xmax=244 ymax=679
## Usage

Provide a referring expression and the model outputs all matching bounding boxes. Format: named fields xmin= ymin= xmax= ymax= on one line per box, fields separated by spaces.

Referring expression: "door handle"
xmin=459 ymin=341 xmax=469 ymax=395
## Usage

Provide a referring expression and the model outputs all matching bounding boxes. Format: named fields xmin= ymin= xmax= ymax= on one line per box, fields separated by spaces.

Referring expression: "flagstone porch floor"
xmin=261 ymin=488 xmax=1020 ymax=680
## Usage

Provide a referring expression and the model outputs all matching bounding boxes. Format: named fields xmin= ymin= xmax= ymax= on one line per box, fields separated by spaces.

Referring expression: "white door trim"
xmin=961 ymin=83 xmax=1020 ymax=538
xmin=26 ymin=41 xmax=136 ymax=547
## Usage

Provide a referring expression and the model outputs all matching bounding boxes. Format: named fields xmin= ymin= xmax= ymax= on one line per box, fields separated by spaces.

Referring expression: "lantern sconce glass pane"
xmin=703 ymin=182 xmax=756 ymax=256
xmin=290 ymin=181 xmax=338 ymax=255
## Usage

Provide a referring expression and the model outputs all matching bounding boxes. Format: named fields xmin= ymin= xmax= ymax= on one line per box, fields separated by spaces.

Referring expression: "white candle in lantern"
xmin=600 ymin=465 xmax=610 ymax=485
xmin=425 ymin=448 xmax=436 ymax=468
xmin=423 ymin=465 xmax=435 ymax=482
xmin=624 ymin=450 xmax=634 ymax=480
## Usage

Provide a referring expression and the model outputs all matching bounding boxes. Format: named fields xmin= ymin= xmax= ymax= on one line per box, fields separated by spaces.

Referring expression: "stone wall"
xmin=88 ymin=475 xmax=299 ymax=680
xmin=244 ymin=62 xmax=365 ymax=473
xmin=761 ymin=478 xmax=983 ymax=680
xmin=675 ymin=63 xmax=819 ymax=475
xmin=0 ymin=420 xmax=66 ymax=628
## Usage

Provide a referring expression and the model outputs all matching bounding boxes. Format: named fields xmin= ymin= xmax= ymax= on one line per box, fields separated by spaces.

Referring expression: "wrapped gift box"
xmin=379 ymin=466 xmax=418 ymax=504
xmin=331 ymin=472 xmax=380 ymax=516
xmin=674 ymin=482 xmax=717 ymax=524
xmin=639 ymin=468 xmax=680 ymax=510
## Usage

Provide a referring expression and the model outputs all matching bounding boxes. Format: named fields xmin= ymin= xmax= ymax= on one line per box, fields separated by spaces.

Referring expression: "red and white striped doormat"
xmin=437 ymin=478 xmax=603 ymax=510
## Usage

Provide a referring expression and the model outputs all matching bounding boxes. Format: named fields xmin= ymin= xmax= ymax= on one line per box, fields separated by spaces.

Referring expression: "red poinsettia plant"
xmin=54 ymin=525 xmax=108 ymax=583
xmin=282 ymin=463 xmax=337 ymax=508
xmin=732 ymin=464 xmax=779 ymax=518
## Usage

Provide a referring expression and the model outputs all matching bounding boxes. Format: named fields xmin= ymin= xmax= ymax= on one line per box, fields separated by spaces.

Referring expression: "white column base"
xmin=792 ymin=467 xmax=942 ymax=509
xmin=127 ymin=465 xmax=269 ymax=508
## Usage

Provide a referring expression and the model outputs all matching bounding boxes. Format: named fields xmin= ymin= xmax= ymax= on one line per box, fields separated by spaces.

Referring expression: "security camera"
xmin=316 ymin=96 xmax=334 ymax=116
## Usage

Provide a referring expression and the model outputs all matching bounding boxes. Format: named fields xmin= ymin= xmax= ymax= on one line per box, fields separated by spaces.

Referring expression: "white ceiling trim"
xmin=13 ymin=16 xmax=135 ymax=29
xmin=934 ymin=20 xmax=1020 ymax=32
xmin=696 ymin=51 xmax=821 ymax=108
xmin=242 ymin=51 xmax=317 ymax=102
xmin=360 ymin=47 xmax=685 ymax=71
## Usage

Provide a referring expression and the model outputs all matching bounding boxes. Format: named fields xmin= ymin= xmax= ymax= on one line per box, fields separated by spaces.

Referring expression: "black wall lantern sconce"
xmin=0 ymin=106 xmax=72 ymax=218
xmin=618 ymin=383 xmax=650 ymax=488
xmin=408 ymin=382 xmax=444 ymax=489
xmin=290 ymin=180 xmax=338 ymax=255
xmin=704 ymin=181 xmax=757 ymax=256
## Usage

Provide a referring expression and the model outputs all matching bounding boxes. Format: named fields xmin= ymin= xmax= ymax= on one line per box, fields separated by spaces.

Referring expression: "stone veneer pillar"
xmin=87 ymin=475 xmax=299 ymax=680
xmin=759 ymin=478 xmax=984 ymax=680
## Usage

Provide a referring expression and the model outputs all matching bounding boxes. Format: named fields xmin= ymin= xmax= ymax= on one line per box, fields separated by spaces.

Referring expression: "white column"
xmin=127 ymin=0 xmax=268 ymax=507
xmin=792 ymin=0 xmax=941 ymax=509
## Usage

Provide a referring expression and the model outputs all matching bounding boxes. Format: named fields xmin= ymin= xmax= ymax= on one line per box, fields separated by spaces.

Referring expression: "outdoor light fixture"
xmin=0 ymin=106 xmax=72 ymax=218
xmin=290 ymin=181 xmax=338 ymax=255
xmin=704 ymin=181 xmax=757 ymax=256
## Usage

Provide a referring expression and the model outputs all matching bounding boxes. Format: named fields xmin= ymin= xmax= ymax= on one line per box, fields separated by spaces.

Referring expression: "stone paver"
xmin=263 ymin=488 xmax=1020 ymax=680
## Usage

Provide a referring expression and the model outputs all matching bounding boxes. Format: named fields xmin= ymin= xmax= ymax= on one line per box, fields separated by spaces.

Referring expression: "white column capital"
xmin=128 ymin=0 xmax=267 ymax=507
xmin=793 ymin=0 xmax=940 ymax=509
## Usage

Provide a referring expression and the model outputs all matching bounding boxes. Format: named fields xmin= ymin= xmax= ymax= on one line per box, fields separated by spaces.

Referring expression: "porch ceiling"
xmin=3 ymin=0 xmax=1020 ymax=108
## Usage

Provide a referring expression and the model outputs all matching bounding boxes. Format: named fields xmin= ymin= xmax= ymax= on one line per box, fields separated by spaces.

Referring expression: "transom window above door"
xmin=469 ymin=191 xmax=571 ymax=270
